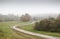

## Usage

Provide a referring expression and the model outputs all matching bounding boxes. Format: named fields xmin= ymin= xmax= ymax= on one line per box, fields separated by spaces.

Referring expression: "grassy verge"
xmin=13 ymin=29 xmax=44 ymax=39
xmin=0 ymin=21 xmax=21 ymax=39
xmin=0 ymin=21 xmax=44 ymax=39
xmin=19 ymin=24 xmax=60 ymax=37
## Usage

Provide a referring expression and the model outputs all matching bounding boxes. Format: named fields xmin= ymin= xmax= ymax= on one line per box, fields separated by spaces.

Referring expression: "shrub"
xmin=34 ymin=16 xmax=60 ymax=33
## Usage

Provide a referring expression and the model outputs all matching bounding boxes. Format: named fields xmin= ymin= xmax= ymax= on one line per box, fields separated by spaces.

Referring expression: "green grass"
xmin=0 ymin=21 xmax=21 ymax=39
xmin=0 ymin=21 xmax=44 ymax=39
xmin=19 ymin=24 xmax=60 ymax=37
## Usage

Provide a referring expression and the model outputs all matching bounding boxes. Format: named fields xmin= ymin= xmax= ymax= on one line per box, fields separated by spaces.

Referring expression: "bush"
xmin=34 ymin=16 xmax=60 ymax=33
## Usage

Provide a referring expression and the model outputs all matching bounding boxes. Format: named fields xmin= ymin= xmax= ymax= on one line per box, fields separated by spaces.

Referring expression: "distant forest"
xmin=0 ymin=14 xmax=19 ymax=22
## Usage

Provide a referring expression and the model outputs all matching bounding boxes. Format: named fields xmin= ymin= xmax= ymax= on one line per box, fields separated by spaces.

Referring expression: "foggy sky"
xmin=0 ymin=0 xmax=60 ymax=16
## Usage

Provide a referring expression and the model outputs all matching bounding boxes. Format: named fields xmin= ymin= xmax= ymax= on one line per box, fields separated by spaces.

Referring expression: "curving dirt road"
xmin=11 ymin=22 xmax=60 ymax=39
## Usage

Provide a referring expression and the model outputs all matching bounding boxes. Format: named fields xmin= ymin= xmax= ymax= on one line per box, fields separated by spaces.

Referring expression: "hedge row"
xmin=34 ymin=15 xmax=60 ymax=33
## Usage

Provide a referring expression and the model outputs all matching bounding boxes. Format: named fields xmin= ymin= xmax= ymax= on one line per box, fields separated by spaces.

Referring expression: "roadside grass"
xmin=0 ymin=21 xmax=44 ymax=39
xmin=0 ymin=21 xmax=21 ymax=39
xmin=19 ymin=24 xmax=60 ymax=37
xmin=13 ymin=29 xmax=44 ymax=39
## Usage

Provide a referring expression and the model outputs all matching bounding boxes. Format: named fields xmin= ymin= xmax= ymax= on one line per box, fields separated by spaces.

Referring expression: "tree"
xmin=20 ymin=13 xmax=31 ymax=22
xmin=34 ymin=16 xmax=60 ymax=33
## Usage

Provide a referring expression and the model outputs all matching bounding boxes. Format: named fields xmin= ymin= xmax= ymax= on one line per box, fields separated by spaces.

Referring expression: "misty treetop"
xmin=20 ymin=13 xmax=32 ymax=22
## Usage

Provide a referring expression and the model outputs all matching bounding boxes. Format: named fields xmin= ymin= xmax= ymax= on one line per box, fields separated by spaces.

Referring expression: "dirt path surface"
xmin=11 ymin=22 xmax=60 ymax=39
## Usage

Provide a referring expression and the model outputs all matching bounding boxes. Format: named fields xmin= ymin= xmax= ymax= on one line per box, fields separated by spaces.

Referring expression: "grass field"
xmin=19 ymin=24 xmax=60 ymax=37
xmin=0 ymin=21 xmax=44 ymax=39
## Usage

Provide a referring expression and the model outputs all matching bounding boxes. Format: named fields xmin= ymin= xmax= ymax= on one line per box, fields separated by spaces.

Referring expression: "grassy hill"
xmin=19 ymin=24 xmax=60 ymax=37
xmin=0 ymin=21 xmax=44 ymax=39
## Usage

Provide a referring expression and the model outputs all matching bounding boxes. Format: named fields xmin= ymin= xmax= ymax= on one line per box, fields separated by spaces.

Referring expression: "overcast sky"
xmin=0 ymin=0 xmax=60 ymax=16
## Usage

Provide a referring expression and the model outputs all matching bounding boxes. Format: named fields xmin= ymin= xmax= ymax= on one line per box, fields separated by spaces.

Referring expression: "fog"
xmin=0 ymin=0 xmax=60 ymax=16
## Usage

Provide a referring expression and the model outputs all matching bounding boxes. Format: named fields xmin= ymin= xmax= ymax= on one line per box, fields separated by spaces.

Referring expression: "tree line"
xmin=0 ymin=14 xmax=19 ymax=22
xmin=34 ymin=14 xmax=60 ymax=33
xmin=0 ymin=13 xmax=33 ymax=22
